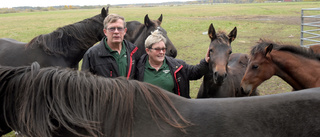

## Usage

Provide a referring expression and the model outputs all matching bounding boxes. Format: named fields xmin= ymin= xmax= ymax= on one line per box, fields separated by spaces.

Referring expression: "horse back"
xmin=187 ymin=87 xmax=320 ymax=137
xmin=0 ymin=38 xmax=26 ymax=48
xmin=0 ymin=38 xmax=69 ymax=67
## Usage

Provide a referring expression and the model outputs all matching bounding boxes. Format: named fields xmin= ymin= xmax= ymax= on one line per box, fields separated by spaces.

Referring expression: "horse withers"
xmin=197 ymin=23 xmax=258 ymax=98
xmin=241 ymin=39 xmax=320 ymax=95
xmin=1 ymin=62 xmax=320 ymax=137
xmin=125 ymin=14 xmax=177 ymax=58
xmin=0 ymin=7 xmax=108 ymax=68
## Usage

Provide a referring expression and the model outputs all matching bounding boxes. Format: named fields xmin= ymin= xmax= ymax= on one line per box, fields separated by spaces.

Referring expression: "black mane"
xmin=251 ymin=39 xmax=320 ymax=60
xmin=26 ymin=13 xmax=105 ymax=56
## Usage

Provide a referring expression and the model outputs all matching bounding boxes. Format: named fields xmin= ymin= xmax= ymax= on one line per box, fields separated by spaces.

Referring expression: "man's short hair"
xmin=103 ymin=14 xmax=126 ymax=29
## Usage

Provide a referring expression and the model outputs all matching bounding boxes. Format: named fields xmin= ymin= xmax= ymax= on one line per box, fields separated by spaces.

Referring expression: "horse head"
xmin=241 ymin=41 xmax=275 ymax=95
xmin=125 ymin=14 xmax=177 ymax=58
xmin=144 ymin=14 xmax=177 ymax=58
xmin=207 ymin=23 xmax=237 ymax=85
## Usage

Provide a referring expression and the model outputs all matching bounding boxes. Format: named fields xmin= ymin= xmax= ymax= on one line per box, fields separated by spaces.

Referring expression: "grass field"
xmin=1 ymin=2 xmax=320 ymax=137
xmin=1 ymin=2 xmax=320 ymax=100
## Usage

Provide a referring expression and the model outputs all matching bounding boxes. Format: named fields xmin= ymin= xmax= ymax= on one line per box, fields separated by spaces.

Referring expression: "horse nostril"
xmin=214 ymin=72 xmax=218 ymax=77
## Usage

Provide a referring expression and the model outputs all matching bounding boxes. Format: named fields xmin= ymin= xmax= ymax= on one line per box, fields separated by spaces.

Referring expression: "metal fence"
xmin=301 ymin=8 xmax=320 ymax=48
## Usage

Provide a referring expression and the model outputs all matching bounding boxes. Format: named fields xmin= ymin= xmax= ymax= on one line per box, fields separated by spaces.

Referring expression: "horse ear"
xmin=265 ymin=44 xmax=273 ymax=56
xmin=158 ymin=14 xmax=163 ymax=24
xmin=208 ymin=23 xmax=217 ymax=41
xmin=101 ymin=7 xmax=108 ymax=18
xmin=144 ymin=14 xmax=152 ymax=27
xmin=228 ymin=27 xmax=237 ymax=43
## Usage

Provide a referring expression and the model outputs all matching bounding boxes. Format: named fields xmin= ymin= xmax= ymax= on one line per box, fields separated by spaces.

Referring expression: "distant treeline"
xmin=0 ymin=0 xmax=316 ymax=14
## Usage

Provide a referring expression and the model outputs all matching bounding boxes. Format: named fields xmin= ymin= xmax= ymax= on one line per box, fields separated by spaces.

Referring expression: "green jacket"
xmin=135 ymin=54 xmax=209 ymax=98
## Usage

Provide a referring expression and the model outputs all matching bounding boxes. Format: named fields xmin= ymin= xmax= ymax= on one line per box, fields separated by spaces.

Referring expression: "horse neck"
xmin=133 ymin=26 xmax=149 ymax=56
xmin=270 ymin=50 xmax=320 ymax=90
xmin=44 ymin=18 xmax=103 ymax=66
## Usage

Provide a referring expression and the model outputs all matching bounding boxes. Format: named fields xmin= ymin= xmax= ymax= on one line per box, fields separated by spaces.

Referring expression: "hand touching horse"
xmin=197 ymin=24 xmax=257 ymax=98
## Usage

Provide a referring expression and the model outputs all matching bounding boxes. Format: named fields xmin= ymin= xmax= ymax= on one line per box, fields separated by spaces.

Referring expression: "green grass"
xmin=2 ymin=2 xmax=320 ymax=136
xmin=1 ymin=2 xmax=320 ymax=101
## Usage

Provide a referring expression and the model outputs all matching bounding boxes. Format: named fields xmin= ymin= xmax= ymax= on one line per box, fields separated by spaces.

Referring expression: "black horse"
xmin=125 ymin=14 xmax=177 ymax=58
xmin=197 ymin=24 xmax=258 ymax=98
xmin=0 ymin=7 xmax=108 ymax=68
xmin=1 ymin=62 xmax=320 ymax=137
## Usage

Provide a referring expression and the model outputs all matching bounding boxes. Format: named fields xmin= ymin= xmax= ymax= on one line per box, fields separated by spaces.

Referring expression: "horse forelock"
xmin=211 ymin=31 xmax=230 ymax=47
xmin=26 ymin=14 xmax=104 ymax=57
xmin=0 ymin=64 xmax=190 ymax=137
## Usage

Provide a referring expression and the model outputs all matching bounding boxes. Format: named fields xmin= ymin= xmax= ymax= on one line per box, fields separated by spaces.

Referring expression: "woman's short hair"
xmin=103 ymin=14 xmax=126 ymax=29
xmin=145 ymin=29 xmax=167 ymax=49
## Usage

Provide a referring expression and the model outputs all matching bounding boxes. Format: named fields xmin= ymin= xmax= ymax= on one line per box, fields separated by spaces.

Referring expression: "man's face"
xmin=104 ymin=19 xmax=127 ymax=45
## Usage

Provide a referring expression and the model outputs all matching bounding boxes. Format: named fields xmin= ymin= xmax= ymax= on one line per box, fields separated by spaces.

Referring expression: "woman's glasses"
xmin=149 ymin=47 xmax=167 ymax=52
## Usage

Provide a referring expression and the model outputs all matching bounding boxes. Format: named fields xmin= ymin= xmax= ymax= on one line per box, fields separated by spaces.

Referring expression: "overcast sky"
xmin=1 ymin=0 xmax=191 ymax=8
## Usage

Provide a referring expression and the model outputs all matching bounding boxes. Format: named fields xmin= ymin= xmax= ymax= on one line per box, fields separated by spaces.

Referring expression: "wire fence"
xmin=301 ymin=8 xmax=320 ymax=48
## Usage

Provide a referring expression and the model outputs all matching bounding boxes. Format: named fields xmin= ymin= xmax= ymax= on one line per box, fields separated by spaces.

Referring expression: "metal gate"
xmin=301 ymin=8 xmax=320 ymax=48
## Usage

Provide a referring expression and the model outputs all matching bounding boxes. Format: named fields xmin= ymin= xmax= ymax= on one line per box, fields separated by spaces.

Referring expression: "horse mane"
xmin=251 ymin=38 xmax=320 ymax=60
xmin=26 ymin=14 xmax=104 ymax=56
xmin=0 ymin=62 xmax=190 ymax=137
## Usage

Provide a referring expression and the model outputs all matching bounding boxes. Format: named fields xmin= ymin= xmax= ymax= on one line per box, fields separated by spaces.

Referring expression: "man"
xmin=135 ymin=30 xmax=209 ymax=98
xmin=82 ymin=14 xmax=139 ymax=79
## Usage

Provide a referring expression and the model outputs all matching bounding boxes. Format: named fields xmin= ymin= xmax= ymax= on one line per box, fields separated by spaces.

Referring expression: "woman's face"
xmin=146 ymin=41 xmax=166 ymax=64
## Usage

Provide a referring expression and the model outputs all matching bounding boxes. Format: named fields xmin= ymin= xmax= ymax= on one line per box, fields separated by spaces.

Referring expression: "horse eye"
xmin=229 ymin=51 xmax=232 ymax=54
xmin=252 ymin=65 xmax=259 ymax=69
xmin=209 ymin=49 xmax=213 ymax=52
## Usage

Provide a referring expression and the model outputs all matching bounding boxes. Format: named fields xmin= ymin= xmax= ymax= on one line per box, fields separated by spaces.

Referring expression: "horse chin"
xmin=213 ymin=78 xmax=224 ymax=85
xmin=240 ymin=84 xmax=254 ymax=96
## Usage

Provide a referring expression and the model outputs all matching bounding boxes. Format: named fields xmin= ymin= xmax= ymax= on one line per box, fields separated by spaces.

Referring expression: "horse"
xmin=1 ymin=62 xmax=320 ymax=137
xmin=241 ymin=39 xmax=320 ymax=95
xmin=0 ymin=7 xmax=108 ymax=68
xmin=309 ymin=44 xmax=320 ymax=54
xmin=125 ymin=14 xmax=177 ymax=58
xmin=197 ymin=24 xmax=257 ymax=98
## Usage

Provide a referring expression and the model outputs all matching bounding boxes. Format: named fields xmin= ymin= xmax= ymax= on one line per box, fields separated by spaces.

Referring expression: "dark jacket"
xmin=135 ymin=54 xmax=209 ymax=98
xmin=82 ymin=37 xmax=139 ymax=79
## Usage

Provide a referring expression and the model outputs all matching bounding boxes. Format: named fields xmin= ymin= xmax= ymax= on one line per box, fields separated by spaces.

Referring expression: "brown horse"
xmin=197 ymin=24 xmax=257 ymax=98
xmin=0 ymin=7 xmax=108 ymax=68
xmin=309 ymin=44 xmax=320 ymax=53
xmin=125 ymin=14 xmax=177 ymax=58
xmin=2 ymin=62 xmax=320 ymax=137
xmin=241 ymin=39 xmax=320 ymax=95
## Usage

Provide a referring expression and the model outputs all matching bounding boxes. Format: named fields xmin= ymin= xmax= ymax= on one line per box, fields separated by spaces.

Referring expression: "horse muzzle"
xmin=240 ymin=82 xmax=254 ymax=95
xmin=166 ymin=49 xmax=177 ymax=58
xmin=213 ymin=72 xmax=227 ymax=85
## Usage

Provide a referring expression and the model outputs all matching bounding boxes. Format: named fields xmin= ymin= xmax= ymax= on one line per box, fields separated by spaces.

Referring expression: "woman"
xmin=135 ymin=29 xmax=209 ymax=98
